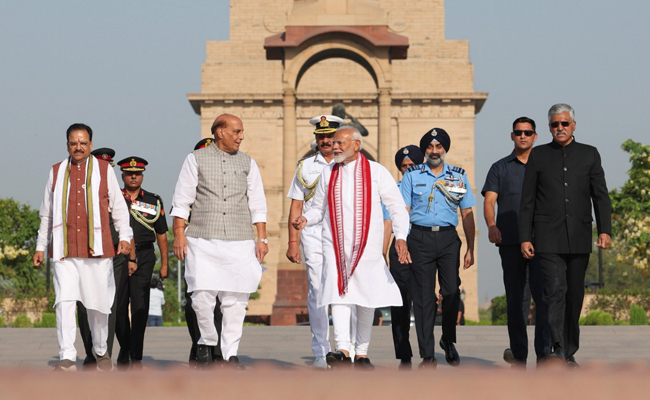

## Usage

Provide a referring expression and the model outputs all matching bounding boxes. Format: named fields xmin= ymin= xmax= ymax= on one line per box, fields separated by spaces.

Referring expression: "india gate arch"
xmin=187 ymin=0 xmax=487 ymax=325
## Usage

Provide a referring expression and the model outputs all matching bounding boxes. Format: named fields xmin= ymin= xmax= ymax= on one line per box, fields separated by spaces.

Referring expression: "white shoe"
xmin=313 ymin=356 xmax=329 ymax=369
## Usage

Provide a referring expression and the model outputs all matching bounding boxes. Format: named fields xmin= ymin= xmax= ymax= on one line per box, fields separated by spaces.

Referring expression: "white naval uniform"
xmin=287 ymin=152 xmax=334 ymax=358
xmin=36 ymin=159 xmax=133 ymax=361
xmin=303 ymin=159 xmax=409 ymax=354
xmin=171 ymin=152 xmax=267 ymax=359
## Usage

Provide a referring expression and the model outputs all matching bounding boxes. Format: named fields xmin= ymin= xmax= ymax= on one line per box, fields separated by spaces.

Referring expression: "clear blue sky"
xmin=1 ymin=0 xmax=648 ymax=301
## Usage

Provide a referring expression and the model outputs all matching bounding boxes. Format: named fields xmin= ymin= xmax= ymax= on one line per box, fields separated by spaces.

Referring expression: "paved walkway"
xmin=1 ymin=325 xmax=649 ymax=369
xmin=2 ymin=326 xmax=650 ymax=400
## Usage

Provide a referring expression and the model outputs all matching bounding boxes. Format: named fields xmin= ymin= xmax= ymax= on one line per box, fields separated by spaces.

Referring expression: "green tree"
xmin=490 ymin=294 xmax=507 ymax=325
xmin=609 ymin=140 xmax=650 ymax=277
xmin=0 ymin=198 xmax=44 ymax=291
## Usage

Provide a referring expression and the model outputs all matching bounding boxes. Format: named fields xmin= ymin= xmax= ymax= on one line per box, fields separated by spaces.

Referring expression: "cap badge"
xmin=318 ymin=116 xmax=330 ymax=128
xmin=130 ymin=159 xmax=137 ymax=167
xmin=102 ymin=154 xmax=108 ymax=160
xmin=431 ymin=129 xmax=438 ymax=137
xmin=403 ymin=148 xmax=409 ymax=155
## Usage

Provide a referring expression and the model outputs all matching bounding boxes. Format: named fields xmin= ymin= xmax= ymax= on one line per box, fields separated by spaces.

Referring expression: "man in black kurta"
xmin=519 ymin=104 xmax=611 ymax=365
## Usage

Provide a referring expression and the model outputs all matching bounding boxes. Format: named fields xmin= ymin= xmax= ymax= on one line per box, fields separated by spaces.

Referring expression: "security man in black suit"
xmin=519 ymin=103 xmax=611 ymax=366
xmin=182 ymin=138 xmax=223 ymax=366
xmin=77 ymin=148 xmax=128 ymax=368
xmin=115 ymin=156 xmax=169 ymax=368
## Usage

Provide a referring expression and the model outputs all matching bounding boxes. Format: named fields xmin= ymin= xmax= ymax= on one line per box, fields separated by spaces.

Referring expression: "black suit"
xmin=519 ymin=139 xmax=611 ymax=357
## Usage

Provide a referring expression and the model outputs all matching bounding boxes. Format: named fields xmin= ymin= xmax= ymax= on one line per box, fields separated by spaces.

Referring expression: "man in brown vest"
xmin=34 ymin=123 xmax=133 ymax=371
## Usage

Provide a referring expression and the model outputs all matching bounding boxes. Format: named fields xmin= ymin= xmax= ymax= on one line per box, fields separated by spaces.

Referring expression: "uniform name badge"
xmin=131 ymin=200 xmax=158 ymax=215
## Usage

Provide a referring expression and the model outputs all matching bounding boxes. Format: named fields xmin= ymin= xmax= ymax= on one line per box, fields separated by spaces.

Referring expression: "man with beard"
xmin=519 ymin=104 xmax=611 ymax=365
xmin=286 ymin=114 xmax=344 ymax=369
xmin=34 ymin=123 xmax=133 ymax=371
xmin=382 ymin=145 xmax=425 ymax=370
xmin=292 ymin=126 xmax=410 ymax=369
xmin=115 ymin=156 xmax=169 ymax=368
xmin=400 ymin=128 xmax=476 ymax=368
xmin=482 ymin=117 xmax=550 ymax=367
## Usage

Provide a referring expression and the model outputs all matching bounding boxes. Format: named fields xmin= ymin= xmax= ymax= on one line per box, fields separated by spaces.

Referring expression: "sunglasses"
xmin=513 ymin=130 xmax=535 ymax=137
xmin=550 ymin=121 xmax=572 ymax=128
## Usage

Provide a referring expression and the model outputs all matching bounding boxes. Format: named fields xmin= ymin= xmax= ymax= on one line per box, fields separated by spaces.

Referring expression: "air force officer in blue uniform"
xmin=400 ymin=128 xmax=476 ymax=368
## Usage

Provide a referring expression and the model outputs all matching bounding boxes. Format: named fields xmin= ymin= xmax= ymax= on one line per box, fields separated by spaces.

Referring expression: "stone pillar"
xmin=378 ymin=88 xmax=392 ymax=171
xmin=271 ymin=88 xmax=309 ymax=326
xmin=281 ymin=88 xmax=297 ymax=221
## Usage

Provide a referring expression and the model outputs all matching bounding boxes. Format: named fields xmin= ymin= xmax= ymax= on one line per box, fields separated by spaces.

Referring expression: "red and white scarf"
xmin=328 ymin=152 xmax=372 ymax=296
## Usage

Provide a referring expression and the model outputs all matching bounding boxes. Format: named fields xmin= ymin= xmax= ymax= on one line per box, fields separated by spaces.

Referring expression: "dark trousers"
xmin=408 ymin=229 xmax=461 ymax=358
xmin=499 ymin=245 xmax=550 ymax=361
xmin=538 ymin=253 xmax=590 ymax=358
xmin=184 ymin=280 xmax=223 ymax=359
xmin=115 ymin=247 xmax=156 ymax=362
xmin=77 ymin=253 xmax=127 ymax=358
xmin=389 ymin=237 xmax=412 ymax=360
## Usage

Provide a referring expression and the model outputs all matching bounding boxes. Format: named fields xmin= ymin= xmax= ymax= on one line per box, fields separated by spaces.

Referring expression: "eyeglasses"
xmin=550 ymin=121 xmax=572 ymax=128
xmin=513 ymin=130 xmax=535 ymax=137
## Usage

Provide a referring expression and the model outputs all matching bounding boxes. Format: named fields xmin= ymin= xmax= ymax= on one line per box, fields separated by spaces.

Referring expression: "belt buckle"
xmin=431 ymin=226 xmax=440 ymax=232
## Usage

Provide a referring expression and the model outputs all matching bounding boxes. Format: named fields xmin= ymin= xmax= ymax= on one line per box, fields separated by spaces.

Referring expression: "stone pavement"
xmin=1 ymin=325 xmax=649 ymax=369
xmin=2 ymin=326 xmax=650 ymax=400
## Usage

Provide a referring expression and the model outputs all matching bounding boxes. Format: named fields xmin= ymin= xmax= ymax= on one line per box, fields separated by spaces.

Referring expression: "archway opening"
xmin=295 ymin=48 xmax=378 ymax=89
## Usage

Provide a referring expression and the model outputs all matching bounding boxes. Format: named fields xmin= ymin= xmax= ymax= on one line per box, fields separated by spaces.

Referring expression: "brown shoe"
xmin=96 ymin=352 xmax=114 ymax=371
xmin=53 ymin=359 xmax=77 ymax=372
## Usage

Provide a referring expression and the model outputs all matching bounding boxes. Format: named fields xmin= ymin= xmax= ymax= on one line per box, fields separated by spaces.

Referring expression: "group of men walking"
xmin=34 ymin=102 xmax=610 ymax=371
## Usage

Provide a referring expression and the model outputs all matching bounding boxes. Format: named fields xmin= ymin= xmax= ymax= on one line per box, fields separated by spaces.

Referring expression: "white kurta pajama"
xmin=36 ymin=157 xmax=132 ymax=361
xmin=171 ymin=152 xmax=267 ymax=359
xmin=303 ymin=157 xmax=409 ymax=355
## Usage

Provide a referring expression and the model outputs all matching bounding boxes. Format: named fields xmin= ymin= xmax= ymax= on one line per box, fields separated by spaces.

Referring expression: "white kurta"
xmin=170 ymin=152 xmax=267 ymax=293
xmin=303 ymin=159 xmax=410 ymax=308
xmin=35 ymin=158 xmax=133 ymax=312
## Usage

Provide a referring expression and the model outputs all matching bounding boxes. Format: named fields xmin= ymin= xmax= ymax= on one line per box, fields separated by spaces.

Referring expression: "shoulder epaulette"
xmin=451 ymin=166 xmax=465 ymax=175
xmin=405 ymin=165 xmax=421 ymax=173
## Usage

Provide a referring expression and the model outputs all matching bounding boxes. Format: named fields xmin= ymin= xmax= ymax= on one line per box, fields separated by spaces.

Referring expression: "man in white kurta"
xmin=286 ymin=114 xmax=343 ymax=369
xmin=171 ymin=114 xmax=268 ymax=369
xmin=294 ymin=126 xmax=411 ymax=369
xmin=34 ymin=123 xmax=133 ymax=372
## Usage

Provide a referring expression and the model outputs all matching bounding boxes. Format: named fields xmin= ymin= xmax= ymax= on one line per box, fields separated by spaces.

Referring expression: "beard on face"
xmin=334 ymin=148 xmax=354 ymax=163
xmin=426 ymin=152 xmax=445 ymax=167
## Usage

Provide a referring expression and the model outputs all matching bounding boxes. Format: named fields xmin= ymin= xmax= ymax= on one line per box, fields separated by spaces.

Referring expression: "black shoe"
xmin=196 ymin=345 xmax=213 ymax=367
xmin=566 ymin=356 xmax=579 ymax=368
xmin=117 ymin=348 xmax=130 ymax=366
xmin=82 ymin=356 xmax=97 ymax=370
xmin=439 ymin=339 xmax=460 ymax=366
xmin=83 ymin=355 xmax=96 ymax=365
xmin=503 ymin=348 xmax=515 ymax=364
xmin=398 ymin=358 xmax=412 ymax=371
xmin=227 ymin=356 xmax=245 ymax=370
xmin=542 ymin=351 xmax=566 ymax=366
xmin=326 ymin=351 xmax=352 ymax=368
xmin=354 ymin=357 xmax=375 ymax=370
xmin=418 ymin=357 xmax=437 ymax=369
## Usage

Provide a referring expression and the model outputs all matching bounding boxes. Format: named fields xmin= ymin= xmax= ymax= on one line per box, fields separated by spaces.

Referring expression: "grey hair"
xmin=336 ymin=125 xmax=363 ymax=151
xmin=548 ymin=103 xmax=575 ymax=122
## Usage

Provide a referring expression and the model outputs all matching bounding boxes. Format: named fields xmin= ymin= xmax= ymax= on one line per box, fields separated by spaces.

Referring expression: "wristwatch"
xmin=257 ymin=238 xmax=269 ymax=244
xmin=129 ymin=258 xmax=138 ymax=263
